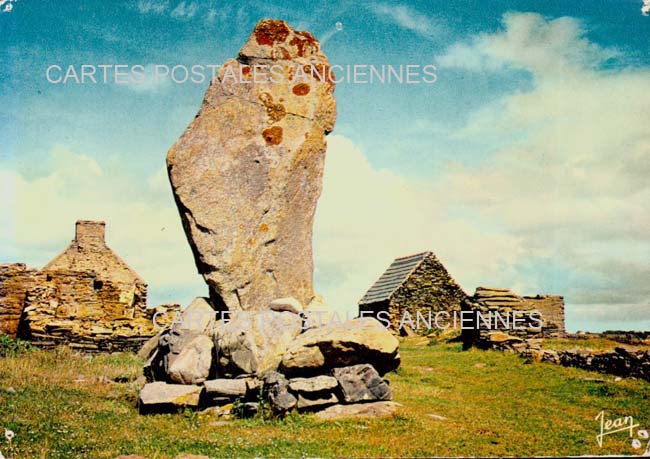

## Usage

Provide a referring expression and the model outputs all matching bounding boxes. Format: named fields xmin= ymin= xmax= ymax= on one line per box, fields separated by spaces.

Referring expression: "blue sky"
xmin=1 ymin=0 xmax=649 ymax=331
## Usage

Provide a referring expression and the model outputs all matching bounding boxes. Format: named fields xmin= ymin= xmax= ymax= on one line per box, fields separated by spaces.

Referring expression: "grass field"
xmin=1 ymin=337 xmax=649 ymax=458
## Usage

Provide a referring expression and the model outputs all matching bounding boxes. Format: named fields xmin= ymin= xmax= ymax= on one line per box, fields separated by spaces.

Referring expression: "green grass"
xmin=1 ymin=338 xmax=649 ymax=458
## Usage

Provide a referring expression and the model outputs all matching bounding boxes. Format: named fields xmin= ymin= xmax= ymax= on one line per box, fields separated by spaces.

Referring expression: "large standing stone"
xmin=214 ymin=310 xmax=302 ymax=377
xmin=280 ymin=318 xmax=400 ymax=376
xmin=166 ymin=19 xmax=336 ymax=311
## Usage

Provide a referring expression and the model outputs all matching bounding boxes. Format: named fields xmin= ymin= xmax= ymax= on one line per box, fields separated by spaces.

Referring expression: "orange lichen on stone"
xmin=271 ymin=46 xmax=291 ymax=60
xmin=289 ymin=30 xmax=318 ymax=57
xmin=254 ymin=19 xmax=291 ymax=46
xmin=292 ymin=83 xmax=310 ymax=96
xmin=259 ymin=92 xmax=286 ymax=123
xmin=262 ymin=126 xmax=283 ymax=145
xmin=259 ymin=224 xmax=269 ymax=233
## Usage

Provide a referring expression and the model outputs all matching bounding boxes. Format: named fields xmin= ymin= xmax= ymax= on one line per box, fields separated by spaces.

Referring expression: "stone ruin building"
xmin=0 ymin=220 xmax=164 ymax=352
xmin=358 ymin=251 xmax=468 ymax=334
xmin=460 ymin=287 xmax=566 ymax=349
xmin=358 ymin=252 xmax=566 ymax=340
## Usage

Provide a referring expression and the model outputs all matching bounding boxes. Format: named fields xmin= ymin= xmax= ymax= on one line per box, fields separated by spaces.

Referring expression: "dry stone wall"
xmin=0 ymin=264 xmax=40 ymax=337
xmin=461 ymin=287 xmax=565 ymax=349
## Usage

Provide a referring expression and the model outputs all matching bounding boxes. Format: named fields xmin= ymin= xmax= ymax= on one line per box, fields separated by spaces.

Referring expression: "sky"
xmin=1 ymin=0 xmax=649 ymax=332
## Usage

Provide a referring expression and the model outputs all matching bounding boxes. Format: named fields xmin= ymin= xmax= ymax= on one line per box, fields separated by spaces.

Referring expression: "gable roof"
xmin=43 ymin=221 xmax=145 ymax=285
xmin=358 ymin=251 xmax=431 ymax=305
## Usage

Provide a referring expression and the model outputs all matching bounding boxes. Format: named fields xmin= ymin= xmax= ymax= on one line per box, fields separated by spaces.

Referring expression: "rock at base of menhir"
xmin=168 ymin=334 xmax=215 ymax=385
xmin=333 ymin=364 xmax=392 ymax=403
xmin=166 ymin=18 xmax=336 ymax=312
xmin=289 ymin=374 xmax=339 ymax=411
xmin=313 ymin=401 xmax=402 ymax=421
xmin=138 ymin=382 xmax=203 ymax=414
xmin=296 ymin=392 xmax=339 ymax=411
xmin=214 ymin=310 xmax=302 ymax=377
xmin=263 ymin=371 xmax=297 ymax=414
xmin=280 ymin=318 xmax=400 ymax=377
xmin=288 ymin=375 xmax=338 ymax=393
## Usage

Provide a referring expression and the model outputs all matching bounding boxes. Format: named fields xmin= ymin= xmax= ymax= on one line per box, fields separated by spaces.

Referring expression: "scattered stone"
xmin=281 ymin=318 xmax=400 ymax=376
xmin=332 ymin=364 xmax=392 ymax=403
xmin=5 ymin=387 xmax=16 ymax=394
xmin=166 ymin=18 xmax=336 ymax=312
xmin=288 ymin=375 xmax=338 ymax=394
xmin=204 ymin=379 xmax=248 ymax=398
xmin=426 ymin=413 xmax=447 ymax=420
xmin=138 ymin=382 xmax=203 ymax=414
xmin=296 ymin=392 xmax=338 ymax=411
xmin=168 ymin=334 xmax=214 ymax=385
xmin=214 ymin=310 xmax=302 ymax=376
xmin=313 ymin=401 xmax=402 ymax=420
xmin=488 ymin=332 xmax=523 ymax=343
xmin=175 ymin=455 xmax=210 ymax=459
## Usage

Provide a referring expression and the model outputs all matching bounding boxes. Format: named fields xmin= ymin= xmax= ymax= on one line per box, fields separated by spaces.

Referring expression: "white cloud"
xmin=314 ymin=13 xmax=650 ymax=332
xmin=314 ymin=135 xmax=528 ymax=313
xmin=171 ymin=1 xmax=198 ymax=20
xmin=438 ymin=13 xmax=618 ymax=79
xmin=369 ymin=3 xmax=443 ymax=39
xmin=137 ymin=0 xmax=170 ymax=15
xmin=0 ymin=146 xmax=205 ymax=307
xmin=433 ymin=13 xmax=650 ymax=309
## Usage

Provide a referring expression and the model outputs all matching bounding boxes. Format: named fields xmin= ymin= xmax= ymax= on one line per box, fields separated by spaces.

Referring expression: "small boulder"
xmin=313 ymin=401 xmax=402 ymax=420
xmin=296 ymin=392 xmax=338 ymax=411
xmin=288 ymin=375 xmax=338 ymax=394
xmin=263 ymin=371 xmax=297 ymax=414
xmin=204 ymin=379 xmax=248 ymax=398
xmin=332 ymin=364 xmax=392 ymax=403
xmin=280 ymin=318 xmax=400 ymax=376
xmin=168 ymin=335 xmax=214 ymax=385
xmin=214 ymin=310 xmax=302 ymax=376
xmin=138 ymin=382 xmax=203 ymax=414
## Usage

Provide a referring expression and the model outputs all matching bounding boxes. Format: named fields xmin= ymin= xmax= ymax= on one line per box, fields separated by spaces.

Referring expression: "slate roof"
xmin=358 ymin=251 xmax=431 ymax=305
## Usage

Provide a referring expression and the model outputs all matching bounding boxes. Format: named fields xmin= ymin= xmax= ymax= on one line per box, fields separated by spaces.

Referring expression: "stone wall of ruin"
xmin=523 ymin=295 xmax=566 ymax=337
xmin=0 ymin=264 xmax=40 ymax=338
xmin=1 ymin=263 xmax=157 ymax=352
xmin=21 ymin=270 xmax=153 ymax=352
xmin=386 ymin=256 xmax=467 ymax=333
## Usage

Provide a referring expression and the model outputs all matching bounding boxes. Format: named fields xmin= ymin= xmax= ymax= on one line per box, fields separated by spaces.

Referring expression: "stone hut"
xmin=461 ymin=287 xmax=566 ymax=350
xmin=0 ymin=220 xmax=162 ymax=352
xmin=358 ymin=251 xmax=467 ymax=335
